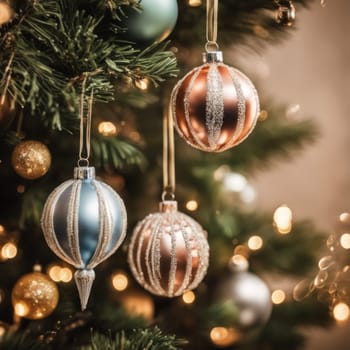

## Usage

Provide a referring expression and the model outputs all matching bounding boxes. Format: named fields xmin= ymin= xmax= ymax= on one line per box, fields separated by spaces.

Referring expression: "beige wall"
xmin=239 ymin=1 xmax=350 ymax=348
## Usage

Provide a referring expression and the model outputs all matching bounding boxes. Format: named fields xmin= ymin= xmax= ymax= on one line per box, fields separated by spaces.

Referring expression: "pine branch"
xmin=87 ymin=327 xmax=185 ymax=350
xmin=0 ymin=332 xmax=44 ymax=350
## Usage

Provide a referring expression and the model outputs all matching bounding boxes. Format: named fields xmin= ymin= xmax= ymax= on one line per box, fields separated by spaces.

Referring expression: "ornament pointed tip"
xmin=74 ymin=269 xmax=95 ymax=311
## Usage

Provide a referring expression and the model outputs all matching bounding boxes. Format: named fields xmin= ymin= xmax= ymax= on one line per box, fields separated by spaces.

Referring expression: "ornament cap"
xmin=74 ymin=269 xmax=95 ymax=311
xmin=74 ymin=166 xmax=95 ymax=180
xmin=202 ymin=51 xmax=223 ymax=64
xmin=159 ymin=200 xmax=178 ymax=213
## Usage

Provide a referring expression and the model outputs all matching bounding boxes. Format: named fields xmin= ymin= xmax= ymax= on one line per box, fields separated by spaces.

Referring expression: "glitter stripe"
xmin=226 ymin=66 xmax=246 ymax=149
xmin=41 ymin=180 xmax=76 ymax=265
xmin=184 ymin=66 xmax=208 ymax=150
xmin=67 ymin=181 xmax=84 ymax=267
xmin=206 ymin=63 xmax=224 ymax=148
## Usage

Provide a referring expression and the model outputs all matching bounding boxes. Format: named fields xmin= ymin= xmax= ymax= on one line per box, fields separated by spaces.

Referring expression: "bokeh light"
xmin=112 ymin=272 xmax=129 ymax=292
xmin=98 ymin=121 xmax=118 ymax=136
xmin=247 ymin=235 xmax=263 ymax=251
xmin=271 ymin=289 xmax=286 ymax=305
xmin=1 ymin=242 xmax=17 ymax=260
xmin=273 ymin=205 xmax=292 ymax=234
xmin=340 ymin=233 xmax=350 ymax=249
xmin=182 ymin=290 xmax=196 ymax=304
xmin=333 ymin=302 xmax=350 ymax=322
xmin=186 ymin=200 xmax=198 ymax=211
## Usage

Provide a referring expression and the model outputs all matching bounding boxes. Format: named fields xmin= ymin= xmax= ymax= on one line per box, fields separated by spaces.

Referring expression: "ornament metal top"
xmin=275 ymin=0 xmax=296 ymax=27
xmin=170 ymin=0 xmax=260 ymax=153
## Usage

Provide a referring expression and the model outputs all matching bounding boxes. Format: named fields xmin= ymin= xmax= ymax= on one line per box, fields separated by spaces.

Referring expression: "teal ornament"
xmin=122 ymin=0 xmax=178 ymax=47
xmin=41 ymin=167 xmax=127 ymax=310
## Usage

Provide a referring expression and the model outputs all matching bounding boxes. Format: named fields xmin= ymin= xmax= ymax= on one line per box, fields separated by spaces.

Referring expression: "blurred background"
xmin=247 ymin=1 xmax=350 ymax=348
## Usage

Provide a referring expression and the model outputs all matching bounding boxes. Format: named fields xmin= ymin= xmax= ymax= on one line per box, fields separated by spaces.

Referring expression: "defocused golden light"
xmin=333 ymin=302 xmax=350 ymax=322
xmin=135 ymin=78 xmax=149 ymax=91
xmin=253 ymin=25 xmax=269 ymax=39
xmin=0 ymin=289 xmax=4 ymax=303
xmin=0 ymin=325 xmax=5 ymax=337
xmin=112 ymin=272 xmax=129 ymax=291
xmin=1 ymin=242 xmax=17 ymax=259
xmin=187 ymin=0 xmax=202 ymax=6
xmin=14 ymin=302 xmax=29 ymax=317
xmin=271 ymin=289 xmax=286 ymax=305
xmin=233 ymin=244 xmax=250 ymax=258
xmin=210 ymin=327 xmax=241 ymax=347
xmin=186 ymin=200 xmax=198 ymax=211
xmin=247 ymin=235 xmax=263 ymax=251
xmin=98 ymin=121 xmax=117 ymax=136
xmin=340 ymin=233 xmax=350 ymax=249
xmin=273 ymin=205 xmax=292 ymax=234
xmin=48 ymin=265 xmax=62 ymax=282
xmin=231 ymin=254 xmax=249 ymax=271
xmin=60 ymin=267 xmax=73 ymax=283
xmin=121 ymin=292 xmax=154 ymax=320
xmin=0 ymin=225 xmax=5 ymax=235
xmin=258 ymin=110 xmax=268 ymax=121
xmin=339 ymin=213 xmax=350 ymax=224
xmin=0 ymin=3 xmax=14 ymax=26
xmin=17 ymin=185 xmax=25 ymax=193
xmin=182 ymin=290 xmax=196 ymax=304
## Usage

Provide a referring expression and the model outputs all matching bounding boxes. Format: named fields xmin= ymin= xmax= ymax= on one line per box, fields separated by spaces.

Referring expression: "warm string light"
xmin=112 ymin=272 xmax=129 ymax=292
xmin=0 ymin=2 xmax=14 ymax=25
xmin=187 ymin=0 xmax=202 ymax=6
xmin=119 ymin=291 xmax=154 ymax=320
xmin=273 ymin=205 xmax=292 ymax=234
xmin=0 ymin=225 xmax=5 ymax=235
xmin=98 ymin=121 xmax=118 ymax=136
xmin=135 ymin=78 xmax=149 ymax=91
xmin=231 ymin=254 xmax=249 ymax=270
xmin=247 ymin=235 xmax=263 ymax=251
xmin=339 ymin=212 xmax=350 ymax=224
xmin=182 ymin=290 xmax=196 ymax=304
xmin=48 ymin=265 xmax=73 ymax=283
xmin=233 ymin=245 xmax=250 ymax=259
xmin=340 ymin=233 xmax=350 ymax=249
xmin=271 ymin=289 xmax=286 ymax=305
xmin=333 ymin=302 xmax=350 ymax=322
xmin=210 ymin=327 xmax=241 ymax=347
xmin=1 ymin=242 xmax=17 ymax=260
xmin=186 ymin=200 xmax=198 ymax=211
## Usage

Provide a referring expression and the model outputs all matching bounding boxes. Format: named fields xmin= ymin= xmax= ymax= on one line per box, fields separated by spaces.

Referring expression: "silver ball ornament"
xmin=128 ymin=200 xmax=209 ymax=297
xmin=215 ymin=264 xmax=272 ymax=331
xmin=41 ymin=166 xmax=127 ymax=310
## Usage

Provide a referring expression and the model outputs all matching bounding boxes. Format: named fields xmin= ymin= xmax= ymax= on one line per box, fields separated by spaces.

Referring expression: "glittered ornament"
xmin=171 ymin=51 xmax=259 ymax=153
xmin=128 ymin=200 xmax=209 ymax=297
xmin=11 ymin=140 xmax=51 ymax=180
xmin=214 ymin=261 xmax=272 ymax=331
xmin=121 ymin=0 xmax=178 ymax=47
xmin=275 ymin=0 xmax=296 ymax=26
xmin=41 ymin=166 xmax=127 ymax=310
xmin=11 ymin=265 xmax=59 ymax=320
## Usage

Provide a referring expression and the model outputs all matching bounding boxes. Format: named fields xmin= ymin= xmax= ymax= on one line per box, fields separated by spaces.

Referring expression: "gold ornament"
xmin=12 ymin=266 xmax=59 ymax=320
xmin=11 ymin=140 xmax=51 ymax=180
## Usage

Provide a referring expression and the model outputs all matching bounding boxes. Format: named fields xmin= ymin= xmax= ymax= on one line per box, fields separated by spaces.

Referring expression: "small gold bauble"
xmin=11 ymin=140 xmax=51 ymax=180
xmin=11 ymin=271 xmax=59 ymax=320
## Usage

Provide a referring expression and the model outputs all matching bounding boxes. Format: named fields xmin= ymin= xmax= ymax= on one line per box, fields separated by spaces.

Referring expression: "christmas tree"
xmin=0 ymin=0 xmax=334 ymax=349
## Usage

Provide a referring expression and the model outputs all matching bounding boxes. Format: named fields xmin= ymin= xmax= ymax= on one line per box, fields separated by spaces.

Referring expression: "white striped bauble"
xmin=170 ymin=51 xmax=260 ymax=152
xmin=128 ymin=200 xmax=209 ymax=297
xmin=41 ymin=166 xmax=127 ymax=310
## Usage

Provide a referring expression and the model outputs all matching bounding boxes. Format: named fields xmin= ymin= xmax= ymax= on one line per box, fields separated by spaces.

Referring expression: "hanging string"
xmin=1 ymin=51 xmax=15 ymax=105
xmin=78 ymin=74 xmax=93 ymax=167
xmin=205 ymin=0 xmax=219 ymax=52
xmin=162 ymin=103 xmax=176 ymax=201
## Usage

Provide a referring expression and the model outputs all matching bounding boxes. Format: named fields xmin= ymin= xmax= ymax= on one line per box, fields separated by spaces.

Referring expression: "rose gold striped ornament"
xmin=170 ymin=51 xmax=259 ymax=152
xmin=128 ymin=200 xmax=209 ymax=297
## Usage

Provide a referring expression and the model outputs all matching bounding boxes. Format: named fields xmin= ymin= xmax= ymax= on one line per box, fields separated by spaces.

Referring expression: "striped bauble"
xmin=128 ymin=200 xmax=209 ymax=297
xmin=41 ymin=166 xmax=127 ymax=310
xmin=170 ymin=51 xmax=260 ymax=152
